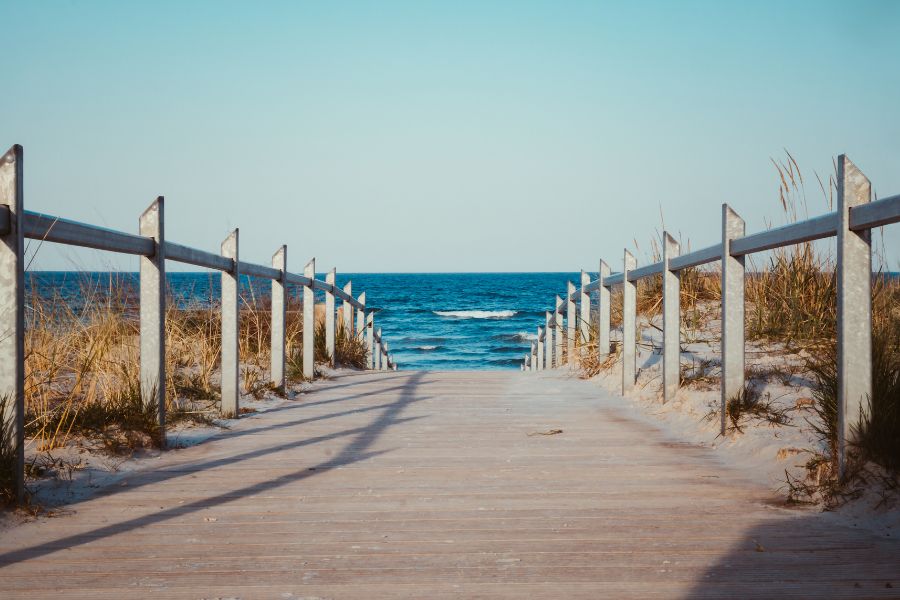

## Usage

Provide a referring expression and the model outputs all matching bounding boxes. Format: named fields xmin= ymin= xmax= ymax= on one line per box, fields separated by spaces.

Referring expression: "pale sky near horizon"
xmin=3 ymin=0 xmax=899 ymax=273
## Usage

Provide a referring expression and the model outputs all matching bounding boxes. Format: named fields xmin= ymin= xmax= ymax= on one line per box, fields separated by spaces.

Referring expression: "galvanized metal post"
xmin=662 ymin=232 xmax=680 ymax=403
xmin=622 ymin=250 xmax=637 ymax=394
xmin=536 ymin=327 xmax=544 ymax=370
xmin=325 ymin=268 xmax=336 ymax=366
xmin=721 ymin=204 xmax=745 ymax=435
xmin=270 ymin=245 xmax=287 ymax=393
xmin=0 ymin=145 xmax=25 ymax=502
xmin=220 ymin=229 xmax=240 ymax=417
xmin=302 ymin=258 xmax=315 ymax=380
xmin=555 ymin=296 xmax=564 ymax=368
xmin=366 ymin=311 xmax=374 ymax=369
xmin=342 ymin=281 xmax=353 ymax=339
xmin=544 ymin=312 xmax=553 ymax=369
xmin=579 ymin=270 xmax=591 ymax=352
xmin=836 ymin=155 xmax=872 ymax=479
xmin=356 ymin=292 xmax=366 ymax=341
xmin=598 ymin=259 xmax=611 ymax=356
xmin=375 ymin=329 xmax=383 ymax=370
xmin=566 ymin=282 xmax=576 ymax=363
xmin=139 ymin=197 xmax=166 ymax=438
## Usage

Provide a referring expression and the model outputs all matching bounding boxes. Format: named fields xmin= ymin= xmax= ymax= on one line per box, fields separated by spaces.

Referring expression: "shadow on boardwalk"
xmin=682 ymin=512 xmax=899 ymax=598
xmin=0 ymin=371 xmax=430 ymax=567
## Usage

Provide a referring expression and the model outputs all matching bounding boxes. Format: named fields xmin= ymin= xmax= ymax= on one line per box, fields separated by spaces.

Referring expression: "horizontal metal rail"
xmin=526 ymin=157 xmax=899 ymax=481
xmin=731 ymin=212 xmax=837 ymax=257
xmin=850 ymin=194 xmax=900 ymax=230
xmin=605 ymin=272 xmax=625 ymax=286
xmin=669 ymin=243 xmax=721 ymax=271
xmin=238 ymin=260 xmax=281 ymax=281
xmin=18 ymin=208 xmax=382 ymax=351
xmin=1 ymin=143 xmax=397 ymax=506
xmin=165 ymin=241 xmax=233 ymax=272
xmin=20 ymin=209 xmax=370 ymax=312
xmin=284 ymin=272 xmax=312 ymax=287
xmin=24 ymin=211 xmax=155 ymax=256
xmin=628 ymin=262 xmax=662 ymax=282
xmin=558 ymin=197 xmax=900 ymax=301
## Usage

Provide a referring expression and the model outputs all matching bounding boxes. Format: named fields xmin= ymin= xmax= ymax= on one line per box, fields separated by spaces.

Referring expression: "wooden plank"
xmin=1 ymin=371 xmax=897 ymax=599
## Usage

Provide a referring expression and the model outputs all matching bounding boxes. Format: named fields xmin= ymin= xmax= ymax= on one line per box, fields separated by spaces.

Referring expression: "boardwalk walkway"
xmin=1 ymin=371 xmax=897 ymax=599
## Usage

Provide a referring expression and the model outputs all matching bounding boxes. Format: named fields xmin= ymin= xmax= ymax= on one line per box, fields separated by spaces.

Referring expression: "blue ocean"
xmin=27 ymin=272 xmax=582 ymax=371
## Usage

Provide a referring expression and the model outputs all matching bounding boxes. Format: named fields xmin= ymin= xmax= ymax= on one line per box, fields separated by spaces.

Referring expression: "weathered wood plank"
xmin=1 ymin=370 xmax=896 ymax=599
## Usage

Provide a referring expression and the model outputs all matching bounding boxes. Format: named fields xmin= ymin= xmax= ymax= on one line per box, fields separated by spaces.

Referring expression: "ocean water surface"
xmin=28 ymin=272 xmax=582 ymax=371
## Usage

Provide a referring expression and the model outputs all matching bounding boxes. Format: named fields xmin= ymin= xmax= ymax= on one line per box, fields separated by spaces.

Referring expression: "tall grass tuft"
xmin=806 ymin=276 xmax=900 ymax=478
xmin=23 ymin=273 xmax=318 ymax=454
xmin=335 ymin=322 xmax=369 ymax=369
xmin=746 ymin=152 xmax=836 ymax=347
xmin=862 ymin=282 xmax=900 ymax=472
xmin=313 ymin=320 xmax=369 ymax=369
xmin=25 ymin=274 xmax=145 ymax=452
xmin=1 ymin=395 xmax=18 ymax=506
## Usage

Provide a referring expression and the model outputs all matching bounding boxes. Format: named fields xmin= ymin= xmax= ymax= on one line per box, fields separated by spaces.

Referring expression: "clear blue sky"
xmin=4 ymin=0 xmax=898 ymax=272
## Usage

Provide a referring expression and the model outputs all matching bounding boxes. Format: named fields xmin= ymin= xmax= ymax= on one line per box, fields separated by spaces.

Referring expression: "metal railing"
xmin=522 ymin=154 xmax=899 ymax=480
xmin=0 ymin=144 xmax=396 ymax=502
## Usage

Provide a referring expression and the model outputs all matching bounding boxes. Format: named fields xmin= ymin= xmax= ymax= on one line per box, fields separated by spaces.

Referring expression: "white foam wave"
xmin=416 ymin=345 xmax=438 ymax=351
xmin=434 ymin=310 xmax=518 ymax=319
xmin=514 ymin=332 xmax=538 ymax=341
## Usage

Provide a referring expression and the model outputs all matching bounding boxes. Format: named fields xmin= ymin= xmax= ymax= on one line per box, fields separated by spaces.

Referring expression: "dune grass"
xmin=577 ymin=152 xmax=900 ymax=500
xmin=1 ymin=395 xmax=18 ymax=506
xmin=19 ymin=274 xmax=373 ymax=465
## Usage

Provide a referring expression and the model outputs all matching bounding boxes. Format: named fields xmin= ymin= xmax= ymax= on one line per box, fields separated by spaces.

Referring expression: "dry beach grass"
xmin=1 ymin=277 xmax=368 ymax=506
xmin=577 ymin=153 xmax=900 ymax=507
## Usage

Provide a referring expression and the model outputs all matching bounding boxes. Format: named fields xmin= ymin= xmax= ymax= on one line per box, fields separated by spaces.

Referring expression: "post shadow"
xmin=682 ymin=513 xmax=899 ymax=598
xmin=0 ymin=371 xmax=430 ymax=567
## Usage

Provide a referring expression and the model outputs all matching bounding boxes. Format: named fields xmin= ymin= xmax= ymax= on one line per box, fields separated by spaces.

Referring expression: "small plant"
xmin=858 ymin=308 xmax=900 ymax=471
xmin=746 ymin=152 xmax=837 ymax=347
xmin=806 ymin=342 xmax=839 ymax=464
xmin=334 ymin=323 xmax=368 ymax=369
xmin=241 ymin=366 xmax=271 ymax=399
xmin=286 ymin=348 xmax=307 ymax=383
xmin=26 ymin=376 xmax=163 ymax=454
xmin=311 ymin=320 xmax=368 ymax=370
xmin=1 ymin=395 xmax=19 ymax=506
xmin=680 ymin=357 xmax=719 ymax=389
xmin=808 ymin=283 xmax=900 ymax=476
xmin=313 ymin=321 xmax=331 ymax=364
xmin=723 ymin=382 xmax=791 ymax=434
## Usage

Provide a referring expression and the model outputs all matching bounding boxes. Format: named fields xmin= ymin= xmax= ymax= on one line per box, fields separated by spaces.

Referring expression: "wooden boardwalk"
xmin=1 ymin=370 xmax=897 ymax=599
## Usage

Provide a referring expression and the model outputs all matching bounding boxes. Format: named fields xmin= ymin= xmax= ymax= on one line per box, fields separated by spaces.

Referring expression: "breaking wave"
xmin=434 ymin=310 xmax=517 ymax=319
xmin=491 ymin=332 xmax=538 ymax=342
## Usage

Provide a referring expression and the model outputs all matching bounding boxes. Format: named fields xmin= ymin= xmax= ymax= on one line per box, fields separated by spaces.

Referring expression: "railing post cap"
xmin=722 ymin=203 xmax=744 ymax=223
xmin=221 ymin=228 xmax=238 ymax=254
xmin=2 ymin=144 xmax=23 ymax=162
xmin=663 ymin=231 xmax=679 ymax=253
